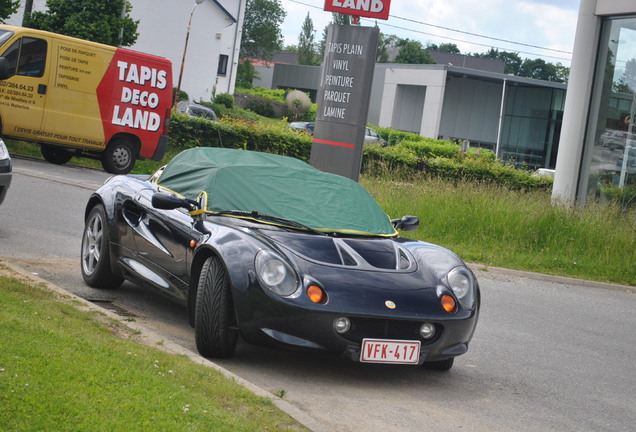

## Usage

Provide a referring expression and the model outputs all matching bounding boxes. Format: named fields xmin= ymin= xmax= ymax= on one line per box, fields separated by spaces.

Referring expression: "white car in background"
xmin=0 ymin=138 xmax=12 ymax=205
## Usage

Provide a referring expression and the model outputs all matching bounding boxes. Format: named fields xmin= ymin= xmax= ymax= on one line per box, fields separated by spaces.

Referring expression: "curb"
xmin=469 ymin=264 xmax=636 ymax=295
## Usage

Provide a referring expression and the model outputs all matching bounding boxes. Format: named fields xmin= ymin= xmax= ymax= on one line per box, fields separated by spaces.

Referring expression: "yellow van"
xmin=0 ymin=25 xmax=173 ymax=174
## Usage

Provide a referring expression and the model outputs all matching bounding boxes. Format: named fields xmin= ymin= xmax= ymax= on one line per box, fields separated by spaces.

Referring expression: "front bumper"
xmin=238 ymin=288 xmax=480 ymax=364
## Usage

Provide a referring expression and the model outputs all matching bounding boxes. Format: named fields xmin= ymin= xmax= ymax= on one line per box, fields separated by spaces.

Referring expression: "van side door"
xmin=0 ymin=36 xmax=48 ymax=138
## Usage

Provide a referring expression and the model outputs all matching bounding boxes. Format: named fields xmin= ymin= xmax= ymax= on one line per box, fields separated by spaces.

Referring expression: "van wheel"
xmin=102 ymin=138 xmax=136 ymax=174
xmin=41 ymin=145 xmax=72 ymax=165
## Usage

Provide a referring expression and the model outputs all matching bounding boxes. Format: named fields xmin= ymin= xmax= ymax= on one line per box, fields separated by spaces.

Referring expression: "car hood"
xmin=261 ymin=230 xmax=419 ymax=272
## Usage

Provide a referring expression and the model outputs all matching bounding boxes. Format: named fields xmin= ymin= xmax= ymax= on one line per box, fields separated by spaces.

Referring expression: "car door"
xmin=122 ymin=188 xmax=193 ymax=299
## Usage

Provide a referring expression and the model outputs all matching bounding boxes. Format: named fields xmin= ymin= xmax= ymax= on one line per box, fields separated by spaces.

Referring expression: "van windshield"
xmin=0 ymin=30 xmax=13 ymax=48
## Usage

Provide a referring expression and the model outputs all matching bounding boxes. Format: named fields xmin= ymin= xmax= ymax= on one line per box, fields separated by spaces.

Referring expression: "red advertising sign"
xmin=324 ymin=0 xmax=391 ymax=21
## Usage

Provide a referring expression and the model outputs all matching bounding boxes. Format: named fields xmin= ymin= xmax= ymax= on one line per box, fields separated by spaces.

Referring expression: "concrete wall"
xmin=552 ymin=0 xmax=603 ymax=204
xmin=272 ymin=64 xmax=321 ymax=101
xmin=376 ymin=66 xmax=447 ymax=138
xmin=596 ymin=0 xmax=636 ymax=15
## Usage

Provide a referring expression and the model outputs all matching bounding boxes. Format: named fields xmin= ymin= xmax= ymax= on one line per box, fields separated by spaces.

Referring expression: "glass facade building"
xmin=580 ymin=16 xmax=636 ymax=203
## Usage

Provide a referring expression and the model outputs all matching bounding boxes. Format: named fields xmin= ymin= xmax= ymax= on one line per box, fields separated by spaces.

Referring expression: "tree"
xmin=0 ymin=0 xmax=19 ymax=23
xmin=24 ymin=0 xmax=138 ymax=47
xmin=394 ymin=41 xmax=434 ymax=64
xmin=518 ymin=58 xmax=568 ymax=82
xmin=332 ymin=12 xmax=350 ymax=25
xmin=614 ymin=58 xmax=636 ymax=94
xmin=298 ymin=13 xmax=317 ymax=66
xmin=474 ymin=48 xmax=523 ymax=75
xmin=318 ymin=13 xmax=351 ymax=59
xmin=236 ymin=59 xmax=258 ymax=89
xmin=240 ymin=0 xmax=286 ymax=62
xmin=427 ymin=42 xmax=460 ymax=54
xmin=553 ymin=62 xmax=570 ymax=84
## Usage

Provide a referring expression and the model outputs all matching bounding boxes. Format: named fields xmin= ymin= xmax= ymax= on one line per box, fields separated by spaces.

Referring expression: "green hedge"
xmin=169 ymin=114 xmax=551 ymax=190
xmin=169 ymin=114 xmax=312 ymax=161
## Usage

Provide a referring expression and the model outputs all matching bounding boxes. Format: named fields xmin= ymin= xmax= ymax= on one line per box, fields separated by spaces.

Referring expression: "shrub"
xmin=246 ymin=99 xmax=275 ymax=117
xmin=169 ymin=113 xmax=312 ymax=161
xmin=236 ymin=87 xmax=287 ymax=102
xmin=173 ymin=88 xmax=188 ymax=102
xmin=214 ymin=93 xmax=234 ymax=109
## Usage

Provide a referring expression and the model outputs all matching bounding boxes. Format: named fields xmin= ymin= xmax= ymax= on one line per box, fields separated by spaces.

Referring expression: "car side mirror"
xmin=0 ymin=57 xmax=11 ymax=80
xmin=391 ymin=215 xmax=419 ymax=232
xmin=152 ymin=193 xmax=198 ymax=211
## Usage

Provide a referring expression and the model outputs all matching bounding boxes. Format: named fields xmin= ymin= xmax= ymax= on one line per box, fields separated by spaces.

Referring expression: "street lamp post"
xmin=174 ymin=0 xmax=205 ymax=109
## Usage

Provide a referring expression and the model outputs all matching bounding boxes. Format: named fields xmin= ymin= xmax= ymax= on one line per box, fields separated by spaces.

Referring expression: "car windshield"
xmin=154 ymin=148 xmax=397 ymax=236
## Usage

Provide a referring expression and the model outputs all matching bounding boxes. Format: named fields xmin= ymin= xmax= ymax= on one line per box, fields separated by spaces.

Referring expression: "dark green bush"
xmin=173 ymin=88 xmax=188 ymax=103
xmin=246 ymin=99 xmax=275 ymax=117
xmin=402 ymin=139 xmax=461 ymax=159
xmin=364 ymin=141 xmax=552 ymax=190
xmin=169 ymin=114 xmax=312 ymax=161
xmin=290 ymin=103 xmax=317 ymax=122
xmin=214 ymin=93 xmax=234 ymax=109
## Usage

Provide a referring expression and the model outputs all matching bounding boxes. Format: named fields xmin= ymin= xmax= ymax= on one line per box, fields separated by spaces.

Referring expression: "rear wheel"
xmin=194 ymin=256 xmax=238 ymax=358
xmin=41 ymin=144 xmax=73 ymax=165
xmin=101 ymin=138 xmax=136 ymax=174
xmin=423 ymin=357 xmax=454 ymax=372
xmin=80 ymin=205 xmax=124 ymax=288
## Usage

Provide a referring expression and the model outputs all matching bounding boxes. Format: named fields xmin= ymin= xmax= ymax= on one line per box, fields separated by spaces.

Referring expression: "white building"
xmin=5 ymin=0 xmax=245 ymax=102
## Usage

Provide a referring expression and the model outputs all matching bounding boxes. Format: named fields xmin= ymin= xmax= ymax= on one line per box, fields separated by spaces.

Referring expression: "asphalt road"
xmin=1 ymin=157 xmax=635 ymax=432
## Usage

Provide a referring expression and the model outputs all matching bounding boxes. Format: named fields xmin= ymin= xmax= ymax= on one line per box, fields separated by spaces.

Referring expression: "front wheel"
xmin=80 ymin=205 xmax=124 ymax=288
xmin=101 ymin=138 xmax=136 ymax=174
xmin=41 ymin=144 xmax=73 ymax=165
xmin=194 ymin=256 xmax=238 ymax=358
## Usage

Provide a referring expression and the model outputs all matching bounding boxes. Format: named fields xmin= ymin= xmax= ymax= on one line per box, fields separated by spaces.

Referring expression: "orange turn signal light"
xmin=441 ymin=294 xmax=457 ymax=313
xmin=307 ymin=285 xmax=326 ymax=304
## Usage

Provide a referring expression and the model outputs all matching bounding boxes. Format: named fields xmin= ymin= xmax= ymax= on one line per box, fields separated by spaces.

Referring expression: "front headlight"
xmin=447 ymin=266 xmax=475 ymax=309
xmin=0 ymin=139 xmax=9 ymax=160
xmin=255 ymin=250 xmax=299 ymax=296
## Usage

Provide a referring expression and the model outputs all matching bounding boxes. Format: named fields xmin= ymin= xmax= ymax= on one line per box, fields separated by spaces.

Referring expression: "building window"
xmin=217 ymin=54 xmax=228 ymax=76
xmin=580 ymin=16 xmax=636 ymax=203
xmin=499 ymin=86 xmax=565 ymax=170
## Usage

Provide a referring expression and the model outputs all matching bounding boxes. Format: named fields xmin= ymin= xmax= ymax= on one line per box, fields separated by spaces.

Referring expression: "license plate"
xmin=360 ymin=339 xmax=421 ymax=365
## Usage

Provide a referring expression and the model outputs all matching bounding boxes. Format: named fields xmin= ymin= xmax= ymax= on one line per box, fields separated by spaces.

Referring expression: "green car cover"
xmin=155 ymin=147 xmax=396 ymax=236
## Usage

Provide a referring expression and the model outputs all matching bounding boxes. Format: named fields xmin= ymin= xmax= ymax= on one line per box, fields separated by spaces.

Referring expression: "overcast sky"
xmin=279 ymin=0 xmax=581 ymax=65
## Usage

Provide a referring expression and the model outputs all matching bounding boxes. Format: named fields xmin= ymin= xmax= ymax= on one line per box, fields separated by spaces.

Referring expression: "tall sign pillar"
xmin=310 ymin=1 xmax=391 ymax=181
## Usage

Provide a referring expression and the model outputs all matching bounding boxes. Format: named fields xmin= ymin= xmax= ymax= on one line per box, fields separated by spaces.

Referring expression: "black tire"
xmin=194 ymin=256 xmax=238 ymax=358
xmin=101 ymin=138 xmax=136 ymax=174
xmin=80 ymin=205 xmax=124 ymax=288
xmin=41 ymin=144 xmax=72 ymax=165
xmin=423 ymin=357 xmax=455 ymax=372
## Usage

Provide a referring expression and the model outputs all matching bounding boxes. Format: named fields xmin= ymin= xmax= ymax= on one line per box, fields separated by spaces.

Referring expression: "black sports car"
xmin=81 ymin=147 xmax=479 ymax=370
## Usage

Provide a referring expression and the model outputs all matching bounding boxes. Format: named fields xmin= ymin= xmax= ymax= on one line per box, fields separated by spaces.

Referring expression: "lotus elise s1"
xmin=81 ymin=147 xmax=480 ymax=370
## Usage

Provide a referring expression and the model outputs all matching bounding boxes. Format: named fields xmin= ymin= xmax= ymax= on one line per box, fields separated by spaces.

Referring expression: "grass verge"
xmin=0 ymin=268 xmax=306 ymax=432
xmin=364 ymin=176 xmax=636 ymax=286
